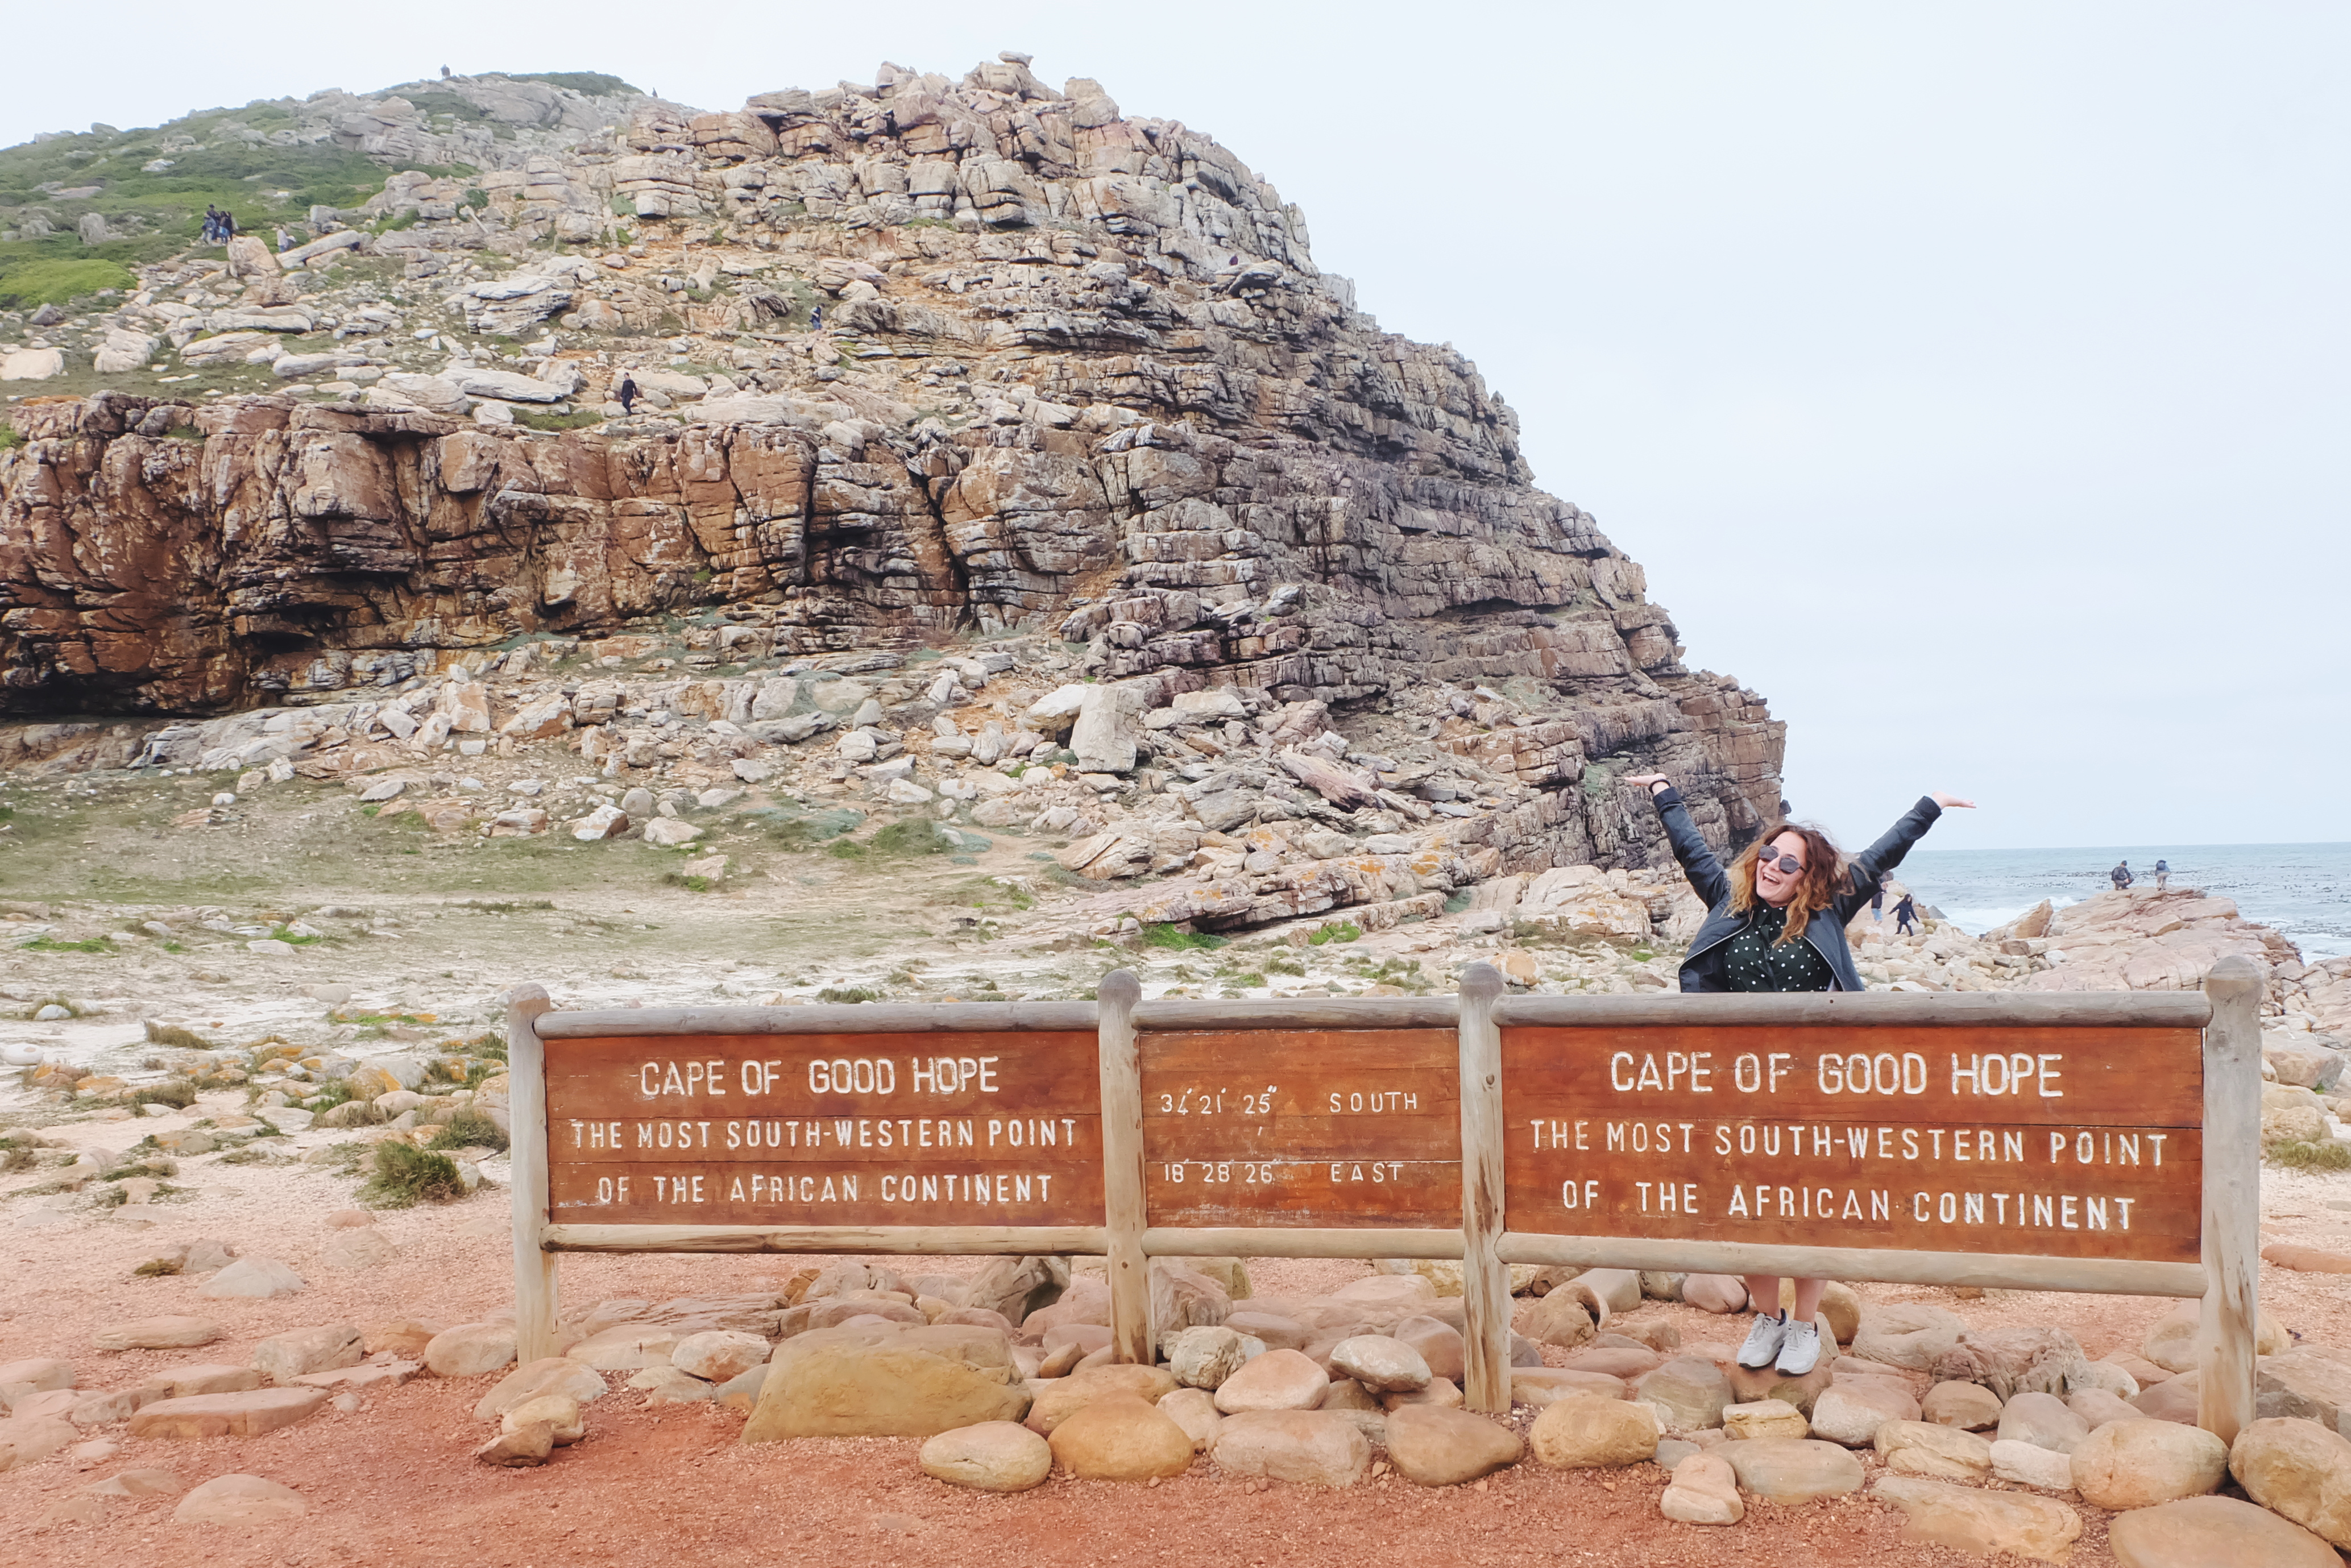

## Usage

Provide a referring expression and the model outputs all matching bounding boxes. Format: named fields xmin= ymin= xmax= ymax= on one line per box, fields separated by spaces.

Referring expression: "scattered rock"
xmin=1871 ymin=1474 xmax=2083 ymax=1563
xmin=251 ymin=1324 xmax=363 ymax=1385
xmin=1165 ymin=1326 xmax=1249 ymax=1390
xmin=128 ymin=1388 xmax=329 ymax=1439
xmin=425 ymin=1323 xmax=518 ymax=1379
xmin=743 ymin=1324 xmax=1029 ymax=1441
xmin=198 ymin=1257 xmax=305 ymax=1299
xmin=921 ymin=1420 xmax=1054 ymax=1492
xmin=1723 ymin=1399 xmax=1810 ymax=1441
xmin=1523 ymin=1290 xmax=1596 ymax=1349
xmin=1213 ymin=1348 xmax=1328 ymax=1414
xmin=1721 ymin=1437 xmax=1867 ymax=1503
xmin=2228 ymin=1416 xmax=2351 ymax=1549
xmin=0 ymin=1416 xmax=76 ymax=1471
xmin=1329 ymin=1334 xmax=1431 ymax=1393
xmin=94 ymin=1317 xmax=220 ymax=1351
xmin=320 ymin=1229 xmax=399 ymax=1270
xmin=1680 ymin=1275 xmax=1748 ymax=1314
xmin=1026 ymin=1364 xmax=1177 ymax=1434
xmin=155 ymin=1364 xmax=262 ymax=1398
xmin=1511 ymin=1368 xmax=1628 ymax=1408
xmin=1212 ymin=1409 xmax=1371 ymax=1487
xmin=1990 ymin=1439 xmax=2079 ymax=1492
xmin=1528 ymin=1394 xmax=1658 ymax=1467
xmin=472 ymin=1357 xmax=608 ymax=1421
xmin=1922 ymin=1379 xmax=2004 ymax=1431
xmin=1159 ymin=1387 xmax=1224 ymax=1452
xmin=475 ymin=1422 xmax=554 ymax=1467
xmin=1852 ymin=1304 xmax=1964 ymax=1371
xmin=1809 ymin=1379 xmax=1920 ymax=1447
xmin=172 ymin=1473 xmax=308 ymax=1525
xmin=2070 ymin=1417 xmax=2228 ymax=1509
xmin=1632 ymin=1357 xmax=1731 ymax=1432
xmin=1874 ymin=1418 xmax=1993 ymax=1480
xmin=671 ymin=1330 xmax=769 ymax=1384
xmin=1998 ymin=1390 xmax=2093 ymax=1454
xmin=501 ymin=1395 xmax=583 ymax=1445
xmin=1660 ymin=1451 xmax=1744 ymax=1524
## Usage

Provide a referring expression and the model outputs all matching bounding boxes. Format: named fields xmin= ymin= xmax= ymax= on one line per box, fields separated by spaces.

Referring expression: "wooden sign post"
xmin=502 ymin=958 xmax=2260 ymax=1436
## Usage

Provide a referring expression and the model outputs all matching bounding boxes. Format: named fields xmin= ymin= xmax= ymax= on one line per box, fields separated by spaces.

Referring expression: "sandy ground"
xmin=3 ymin=1105 xmax=2350 ymax=1567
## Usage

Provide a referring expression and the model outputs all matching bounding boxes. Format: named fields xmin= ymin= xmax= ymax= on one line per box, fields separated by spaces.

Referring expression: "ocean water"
xmin=1897 ymin=843 xmax=2351 ymax=963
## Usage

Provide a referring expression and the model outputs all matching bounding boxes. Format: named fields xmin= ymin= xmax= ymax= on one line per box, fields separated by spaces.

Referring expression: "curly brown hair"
xmin=1728 ymin=823 xmax=1849 ymax=945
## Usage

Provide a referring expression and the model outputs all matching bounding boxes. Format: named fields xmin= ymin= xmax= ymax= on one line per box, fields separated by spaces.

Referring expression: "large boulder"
xmin=1998 ymin=1391 xmax=2092 ymax=1454
xmin=473 ymin=1358 xmax=607 ymax=1421
xmin=1922 ymin=1379 xmax=2004 ymax=1431
xmin=2106 ymin=1494 xmax=2342 ymax=1568
xmin=2070 ymin=1417 xmax=2228 ymax=1509
xmin=1165 ymin=1326 xmax=1249 ymax=1391
xmin=1213 ymin=1349 xmax=1327 ymax=1414
xmin=1809 ymin=1380 xmax=1919 ymax=1447
xmin=1383 ymin=1404 xmax=1521 ymax=1486
xmin=1931 ymin=1325 xmax=2088 ymax=1403
xmin=127 ymin=1388 xmax=328 ymax=1439
xmin=1660 ymin=1451 xmax=1743 ymax=1524
xmin=1212 ymin=1409 xmax=1370 ymax=1487
xmin=2229 ymin=1416 xmax=2351 ymax=1549
xmin=921 ymin=1421 xmax=1054 ymax=1492
xmin=1722 ymin=1438 xmax=1866 ymax=1503
xmin=2257 ymin=1346 xmax=2351 ymax=1437
xmin=424 ymin=1323 xmax=517 ymax=1379
xmin=1871 ymin=1474 xmax=2082 ymax=1563
xmin=1874 ymin=1418 xmax=1993 ymax=1480
xmin=1527 ymin=1394 xmax=1658 ymax=1468
xmin=1851 ymin=1305 xmax=1964 ymax=1371
xmin=1026 ymin=1364 xmax=1177 ymax=1433
xmin=172 ymin=1474 xmax=306 ymax=1525
xmin=1631 ymin=1357 xmax=1731 ymax=1432
xmin=1522 ymin=1291 xmax=1595 ymax=1349
xmin=251 ymin=1325 xmax=363 ymax=1386
xmin=1047 ymin=1394 xmax=1193 ymax=1481
xmin=742 ymin=1324 xmax=1028 ymax=1441
xmin=1329 ymin=1335 xmax=1431 ymax=1393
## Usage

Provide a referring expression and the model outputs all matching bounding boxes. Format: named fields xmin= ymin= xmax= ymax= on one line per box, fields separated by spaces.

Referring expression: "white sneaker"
xmin=1736 ymin=1311 xmax=1787 ymax=1369
xmin=1776 ymin=1317 xmax=1822 ymax=1376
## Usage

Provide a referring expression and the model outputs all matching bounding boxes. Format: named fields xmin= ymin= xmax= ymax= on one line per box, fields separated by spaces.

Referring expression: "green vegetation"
xmin=662 ymin=873 xmax=711 ymax=893
xmin=2268 ymin=1139 xmax=2351 ymax=1173
xmin=359 ymin=1142 xmax=465 ymax=1207
xmin=23 ymin=936 xmax=113 ymax=954
xmin=0 ymin=256 xmax=135 ymax=309
xmin=815 ymin=986 xmax=881 ymax=1005
xmin=426 ymin=1106 xmax=509 ymax=1154
xmin=509 ymin=72 xmax=641 ymax=97
xmin=0 ymin=426 xmax=22 ymax=453
xmin=827 ymin=818 xmax=959 ymax=861
xmin=515 ymin=408 xmax=607 ymax=432
xmin=129 ymin=1079 xmax=197 ymax=1110
xmin=1308 ymin=921 xmax=1363 ymax=946
xmin=0 ymin=1135 xmax=34 ymax=1174
xmin=1266 ymin=953 xmax=1308 ymax=977
xmin=1141 ymin=923 xmax=1226 ymax=952
xmin=143 ymin=1021 xmax=217 ymax=1049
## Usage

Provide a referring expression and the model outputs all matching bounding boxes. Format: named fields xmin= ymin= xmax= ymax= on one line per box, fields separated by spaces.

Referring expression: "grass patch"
xmin=144 ymin=1021 xmax=218 ymax=1048
xmin=1266 ymin=953 xmax=1307 ymax=977
xmin=132 ymin=1255 xmax=182 ymax=1277
xmin=662 ymin=872 xmax=711 ymax=893
xmin=1141 ymin=923 xmax=1227 ymax=952
xmin=508 ymin=72 xmax=641 ymax=96
xmin=0 ymin=256 xmax=136 ymax=309
xmin=2268 ymin=1140 xmax=2351 ymax=1172
xmin=516 ymin=407 xmax=607 ymax=432
xmin=267 ymin=925 xmax=324 ymax=945
xmin=130 ymin=1080 xmax=198 ymax=1110
xmin=358 ymin=1141 xmax=465 ymax=1207
xmin=1307 ymin=921 xmax=1363 ymax=946
xmin=1 ymin=1140 xmax=34 ymax=1173
xmin=22 ymin=993 xmax=86 ymax=1018
xmin=827 ymin=818 xmax=959 ymax=862
xmin=425 ymin=1106 xmax=509 ymax=1154
xmin=815 ymin=986 xmax=880 ymax=1005
xmin=23 ymin=936 xmax=113 ymax=954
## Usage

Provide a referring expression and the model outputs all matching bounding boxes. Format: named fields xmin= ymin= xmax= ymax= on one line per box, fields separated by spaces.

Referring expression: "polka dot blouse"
xmin=1722 ymin=903 xmax=1836 ymax=993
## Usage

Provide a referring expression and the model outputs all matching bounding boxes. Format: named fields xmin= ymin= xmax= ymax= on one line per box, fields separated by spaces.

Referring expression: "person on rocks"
xmin=1893 ymin=891 xmax=1918 ymax=936
xmin=2154 ymin=858 xmax=2170 ymax=892
xmin=809 ymin=303 xmax=823 ymax=333
xmin=2110 ymin=859 xmax=2133 ymax=892
xmin=616 ymin=373 xmax=637 ymax=414
xmin=1624 ymin=773 xmax=1975 ymax=1375
xmin=201 ymin=206 xmax=223 ymax=244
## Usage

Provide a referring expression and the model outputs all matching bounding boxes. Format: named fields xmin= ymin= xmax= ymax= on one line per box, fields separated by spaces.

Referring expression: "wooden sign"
xmin=1139 ymin=1028 xmax=1461 ymax=1227
xmin=542 ymin=1030 xmax=1101 ymax=1228
xmin=1501 ymin=1024 xmax=2204 ymax=1263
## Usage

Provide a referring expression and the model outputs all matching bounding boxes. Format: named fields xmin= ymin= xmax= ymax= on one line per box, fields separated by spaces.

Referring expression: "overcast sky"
xmin=10 ymin=3 xmax=2344 ymax=851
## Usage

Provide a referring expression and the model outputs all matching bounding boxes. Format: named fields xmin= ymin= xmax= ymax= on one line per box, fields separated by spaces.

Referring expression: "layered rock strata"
xmin=0 ymin=57 xmax=1785 ymax=870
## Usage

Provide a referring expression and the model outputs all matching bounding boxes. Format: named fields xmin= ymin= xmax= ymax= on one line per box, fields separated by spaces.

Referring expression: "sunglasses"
xmin=1757 ymin=850 xmax=1804 ymax=874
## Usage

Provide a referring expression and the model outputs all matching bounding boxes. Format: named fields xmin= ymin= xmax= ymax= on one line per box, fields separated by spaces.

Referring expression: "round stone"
xmin=920 ymin=1421 xmax=1053 ymax=1492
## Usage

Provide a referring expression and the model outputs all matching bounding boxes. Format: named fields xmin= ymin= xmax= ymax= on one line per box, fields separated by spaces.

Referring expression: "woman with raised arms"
xmin=1620 ymin=774 xmax=1975 ymax=1375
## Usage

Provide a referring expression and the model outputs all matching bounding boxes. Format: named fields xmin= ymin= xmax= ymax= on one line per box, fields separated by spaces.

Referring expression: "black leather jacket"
xmin=1651 ymin=787 xmax=1943 ymax=992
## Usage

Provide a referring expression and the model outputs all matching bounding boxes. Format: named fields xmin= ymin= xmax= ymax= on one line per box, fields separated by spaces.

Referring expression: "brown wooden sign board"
xmin=543 ymin=1030 xmax=1101 ymax=1229
xmin=1501 ymin=1024 xmax=2204 ymax=1264
xmin=1139 ymin=1027 xmax=1461 ymax=1228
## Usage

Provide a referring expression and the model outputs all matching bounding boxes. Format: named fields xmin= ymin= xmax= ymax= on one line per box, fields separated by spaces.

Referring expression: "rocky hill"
xmin=0 ymin=55 xmax=1784 ymax=885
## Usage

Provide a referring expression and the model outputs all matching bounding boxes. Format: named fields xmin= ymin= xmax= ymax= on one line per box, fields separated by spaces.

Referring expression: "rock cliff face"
xmin=0 ymin=56 xmax=1784 ymax=864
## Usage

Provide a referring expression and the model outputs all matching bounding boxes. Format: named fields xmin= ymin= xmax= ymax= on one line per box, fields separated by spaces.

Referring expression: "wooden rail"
xmin=505 ymin=959 xmax=2259 ymax=1434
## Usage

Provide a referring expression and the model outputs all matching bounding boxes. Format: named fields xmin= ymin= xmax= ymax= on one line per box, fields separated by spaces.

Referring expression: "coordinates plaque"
xmin=1141 ymin=1028 xmax=1461 ymax=1227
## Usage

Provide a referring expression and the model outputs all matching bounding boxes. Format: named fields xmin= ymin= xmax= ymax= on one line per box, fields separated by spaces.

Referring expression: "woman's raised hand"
xmin=1625 ymin=773 xmax=1671 ymax=794
xmin=1930 ymin=793 xmax=1976 ymax=809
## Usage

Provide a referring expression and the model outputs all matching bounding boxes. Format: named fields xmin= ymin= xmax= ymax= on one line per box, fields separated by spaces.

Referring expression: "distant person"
xmin=1893 ymin=893 xmax=1917 ymax=935
xmin=2154 ymin=858 xmax=2170 ymax=892
xmin=441 ymin=65 xmax=452 ymax=78
xmin=219 ymin=210 xmax=237 ymax=240
xmin=2110 ymin=860 xmax=2133 ymax=893
xmin=1871 ymin=885 xmax=1885 ymax=919
xmin=275 ymin=226 xmax=292 ymax=252
xmin=201 ymin=205 xmax=222 ymax=243
xmin=809 ymin=304 xmax=823 ymax=333
xmin=615 ymin=373 xmax=637 ymax=413
xmin=1624 ymin=771 xmax=1975 ymax=1376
